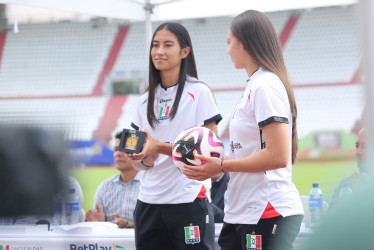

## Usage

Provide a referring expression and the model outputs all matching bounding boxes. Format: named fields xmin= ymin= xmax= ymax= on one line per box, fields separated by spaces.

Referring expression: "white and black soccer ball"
xmin=172 ymin=126 xmax=224 ymax=171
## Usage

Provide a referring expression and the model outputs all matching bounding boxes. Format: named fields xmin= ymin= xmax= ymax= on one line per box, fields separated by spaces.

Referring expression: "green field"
xmin=292 ymin=159 xmax=356 ymax=202
xmin=71 ymin=159 xmax=357 ymax=213
xmin=72 ymin=166 xmax=118 ymax=212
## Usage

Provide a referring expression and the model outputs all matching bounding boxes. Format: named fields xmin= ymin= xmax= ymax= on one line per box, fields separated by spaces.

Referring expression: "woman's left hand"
xmin=182 ymin=155 xmax=222 ymax=181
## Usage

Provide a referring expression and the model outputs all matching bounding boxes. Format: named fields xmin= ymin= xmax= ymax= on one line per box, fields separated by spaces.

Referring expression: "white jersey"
xmin=131 ymin=76 xmax=222 ymax=204
xmin=225 ymin=67 xmax=303 ymax=224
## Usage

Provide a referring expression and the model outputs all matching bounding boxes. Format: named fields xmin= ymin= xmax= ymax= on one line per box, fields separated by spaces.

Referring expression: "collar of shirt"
xmin=111 ymin=173 xmax=142 ymax=185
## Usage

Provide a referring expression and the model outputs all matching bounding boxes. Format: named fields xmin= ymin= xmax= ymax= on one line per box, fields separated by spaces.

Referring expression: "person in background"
xmin=183 ymin=10 xmax=304 ymax=250
xmin=128 ymin=22 xmax=222 ymax=249
xmin=85 ymin=131 xmax=142 ymax=228
xmin=303 ymin=174 xmax=374 ymax=250
xmin=211 ymin=171 xmax=229 ymax=223
xmin=329 ymin=127 xmax=369 ymax=209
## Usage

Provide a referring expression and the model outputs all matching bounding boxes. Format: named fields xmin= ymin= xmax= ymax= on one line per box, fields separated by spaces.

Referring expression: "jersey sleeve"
xmin=253 ymin=80 xmax=289 ymax=128
xmin=131 ymin=94 xmax=148 ymax=130
xmin=195 ymin=84 xmax=222 ymax=126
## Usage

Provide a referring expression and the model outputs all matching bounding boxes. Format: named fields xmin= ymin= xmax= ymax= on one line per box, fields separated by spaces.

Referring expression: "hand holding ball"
xmin=172 ymin=127 xmax=224 ymax=171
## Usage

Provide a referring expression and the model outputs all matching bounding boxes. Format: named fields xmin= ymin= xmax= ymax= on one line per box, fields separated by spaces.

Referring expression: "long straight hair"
xmin=147 ymin=22 xmax=198 ymax=128
xmin=230 ymin=10 xmax=298 ymax=164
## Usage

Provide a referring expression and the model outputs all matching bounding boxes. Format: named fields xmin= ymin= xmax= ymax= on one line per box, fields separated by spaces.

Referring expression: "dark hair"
xmin=147 ymin=22 xmax=198 ymax=128
xmin=231 ymin=10 xmax=298 ymax=164
xmin=115 ymin=131 xmax=122 ymax=140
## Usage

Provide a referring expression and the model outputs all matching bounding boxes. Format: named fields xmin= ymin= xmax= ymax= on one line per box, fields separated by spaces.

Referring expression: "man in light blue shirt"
xmin=86 ymin=131 xmax=143 ymax=228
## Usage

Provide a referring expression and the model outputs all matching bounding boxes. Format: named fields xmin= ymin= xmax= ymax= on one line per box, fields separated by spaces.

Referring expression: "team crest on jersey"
xmin=184 ymin=225 xmax=200 ymax=244
xmin=158 ymin=105 xmax=170 ymax=120
xmin=246 ymin=233 xmax=262 ymax=250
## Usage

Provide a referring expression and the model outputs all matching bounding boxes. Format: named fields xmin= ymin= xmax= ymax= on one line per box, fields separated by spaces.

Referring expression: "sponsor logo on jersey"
xmin=184 ymin=225 xmax=200 ymax=244
xmin=246 ymin=234 xmax=262 ymax=250
xmin=187 ymin=92 xmax=195 ymax=100
xmin=230 ymin=141 xmax=242 ymax=152
xmin=160 ymin=98 xmax=172 ymax=103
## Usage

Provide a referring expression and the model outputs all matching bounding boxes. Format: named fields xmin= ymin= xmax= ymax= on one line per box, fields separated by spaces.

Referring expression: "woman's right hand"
xmin=127 ymin=130 xmax=158 ymax=160
xmin=182 ymin=155 xmax=222 ymax=181
xmin=127 ymin=129 xmax=159 ymax=170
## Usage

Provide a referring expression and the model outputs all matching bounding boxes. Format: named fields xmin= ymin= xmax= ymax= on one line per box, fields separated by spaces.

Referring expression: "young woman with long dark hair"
xmin=129 ymin=22 xmax=222 ymax=250
xmin=184 ymin=10 xmax=304 ymax=250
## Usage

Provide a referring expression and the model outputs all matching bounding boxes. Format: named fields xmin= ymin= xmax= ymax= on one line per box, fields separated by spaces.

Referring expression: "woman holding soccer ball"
xmin=184 ymin=10 xmax=304 ymax=250
xmin=128 ymin=22 xmax=222 ymax=250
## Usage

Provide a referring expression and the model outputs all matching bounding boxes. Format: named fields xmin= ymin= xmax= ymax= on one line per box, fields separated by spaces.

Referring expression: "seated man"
xmin=211 ymin=171 xmax=229 ymax=223
xmin=329 ymin=127 xmax=369 ymax=209
xmin=86 ymin=131 xmax=142 ymax=228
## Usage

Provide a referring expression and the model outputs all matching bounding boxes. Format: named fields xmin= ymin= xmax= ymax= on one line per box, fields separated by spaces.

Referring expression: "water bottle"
xmin=224 ymin=190 xmax=228 ymax=206
xmin=51 ymin=194 xmax=63 ymax=229
xmin=339 ymin=182 xmax=353 ymax=200
xmin=309 ymin=183 xmax=323 ymax=230
xmin=0 ymin=217 xmax=13 ymax=225
xmin=65 ymin=188 xmax=79 ymax=225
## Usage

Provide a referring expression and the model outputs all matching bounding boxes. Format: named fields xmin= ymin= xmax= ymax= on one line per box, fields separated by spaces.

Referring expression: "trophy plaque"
xmin=119 ymin=129 xmax=146 ymax=154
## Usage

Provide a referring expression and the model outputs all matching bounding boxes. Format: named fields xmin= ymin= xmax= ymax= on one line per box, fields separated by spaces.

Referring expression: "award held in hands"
xmin=119 ymin=129 xmax=146 ymax=154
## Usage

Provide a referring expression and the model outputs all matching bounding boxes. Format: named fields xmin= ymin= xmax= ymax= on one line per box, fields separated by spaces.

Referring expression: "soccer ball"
xmin=172 ymin=126 xmax=224 ymax=171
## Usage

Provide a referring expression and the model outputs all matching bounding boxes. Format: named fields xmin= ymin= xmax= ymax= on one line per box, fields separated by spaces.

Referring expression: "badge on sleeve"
xmin=184 ymin=224 xmax=200 ymax=244
xmin=247 ymin=233 xmax=262 ymax=250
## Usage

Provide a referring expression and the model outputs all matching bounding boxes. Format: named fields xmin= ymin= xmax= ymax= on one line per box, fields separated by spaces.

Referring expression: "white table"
xmin=0 ymin=223 xmax=311 ymax=249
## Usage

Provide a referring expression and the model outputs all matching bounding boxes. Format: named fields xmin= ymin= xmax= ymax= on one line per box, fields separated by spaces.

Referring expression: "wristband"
xmin=140 ymin=160 xmax=153 ymax=168
xmin=220 ymin=159 xmax=225 ymax=173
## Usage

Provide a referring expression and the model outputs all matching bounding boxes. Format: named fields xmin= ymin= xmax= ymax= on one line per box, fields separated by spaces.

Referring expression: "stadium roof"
xmin=1 ymin=0 xmax=357 ymax=24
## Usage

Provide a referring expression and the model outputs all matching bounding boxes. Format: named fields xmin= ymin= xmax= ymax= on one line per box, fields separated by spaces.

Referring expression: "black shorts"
xmin=134 ymin=198 xmax=215 ymax=250
xmin=218 ymin=215 xmax=303 ymax=250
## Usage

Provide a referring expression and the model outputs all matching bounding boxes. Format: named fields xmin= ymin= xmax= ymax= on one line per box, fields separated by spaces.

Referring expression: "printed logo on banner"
xmin=113 ymin=244 xmax=125 ymax=250
xmin=246 ymin=233 xmax=262 ymax=250
xmin=184 ymin=225 xmax=200 ymax=244
xmin=1 ymin=245 xmax=45 ymax=250
xmin=70 ymin=243 xmax=124 ymax=250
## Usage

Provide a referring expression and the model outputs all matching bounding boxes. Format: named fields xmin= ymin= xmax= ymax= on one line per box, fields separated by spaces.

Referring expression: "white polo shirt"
xmin=131 ymin=76 xmax=222 ymax=204
xmin=225 ymin=67 xmax=303 ymax=224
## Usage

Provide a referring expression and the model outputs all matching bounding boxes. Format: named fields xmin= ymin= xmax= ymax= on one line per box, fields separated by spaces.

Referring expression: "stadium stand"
xmin=284 ymin=6 xmax=361 ymax=85
xmin=295 ymin=84 xmax=363 ymax=138
xmin=0 ymin=22 xmax=118 ymax=96
xmin=0 ymin=96 xmax=108 ymax=141
xmin=0 ymin=5 xmax=363 ymax=151
xmin=110 ymin=21 xmax=147 ymax=92
xmin=112 ymin=94 xmax=142 ymax=138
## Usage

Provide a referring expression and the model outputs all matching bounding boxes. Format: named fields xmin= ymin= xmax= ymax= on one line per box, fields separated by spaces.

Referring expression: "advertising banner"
xmin=0 ymin=239 xmax=128 ymax=250
xmin=67 ymin=140 xmax=114 ymax=166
